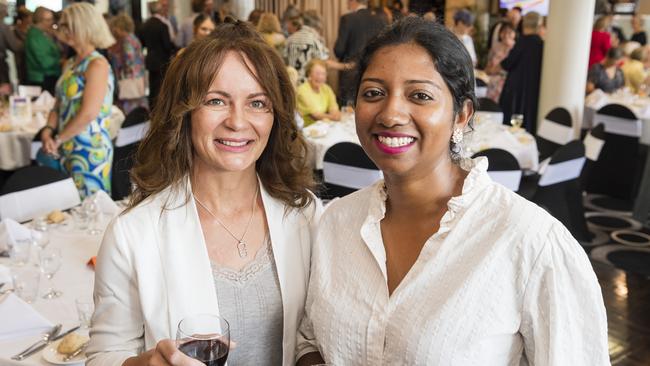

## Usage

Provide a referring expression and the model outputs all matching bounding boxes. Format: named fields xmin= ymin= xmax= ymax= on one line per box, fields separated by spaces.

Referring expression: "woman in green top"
xmin=25 ymin=6 xmax=61 ymax=94
xmin=297 ymin=59 xmax=341 ymax=127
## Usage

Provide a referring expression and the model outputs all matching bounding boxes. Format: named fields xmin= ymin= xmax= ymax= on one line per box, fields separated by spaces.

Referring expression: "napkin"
xmin=0 ymin=264 xmax=11 ymax=284
xmin=0 ymin=293 xmax=53 ymax=341
xmin=304 ymin=121 xmax=329 ymax=138
xmin=585 ymin=89 xmax=607 ymax=110
xmin=86 ymin=190 xmax=120 ymax=216
xmin=32 ymin=90 xmax=55 ymax=111
xmin=0 ymin=218 xmax=33 ymax=252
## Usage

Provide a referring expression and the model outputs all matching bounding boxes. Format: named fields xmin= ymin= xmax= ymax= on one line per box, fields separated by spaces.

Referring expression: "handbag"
xmin=118 ymin=76 xmax=146 ymax=100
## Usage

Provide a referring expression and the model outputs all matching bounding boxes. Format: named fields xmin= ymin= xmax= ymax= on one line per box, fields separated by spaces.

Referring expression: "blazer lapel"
xmin=156 ymin=183 xmax=221 ymax=337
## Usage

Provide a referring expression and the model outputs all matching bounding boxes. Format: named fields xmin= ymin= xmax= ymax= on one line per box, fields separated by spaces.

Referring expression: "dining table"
xmin=0 ymin=211 xmax=113 ymax=365
xmin=584 ymin=88 xmax=650 ymax=144
xmin=303 ymin=110 xmax=540 ymax=172
xmin=0 ymin=122 xmax=42 ymax=171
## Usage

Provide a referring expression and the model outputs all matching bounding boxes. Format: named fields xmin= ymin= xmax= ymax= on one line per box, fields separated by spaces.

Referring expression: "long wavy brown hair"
xmin=127 ymin=24 xmax=314 ymax=212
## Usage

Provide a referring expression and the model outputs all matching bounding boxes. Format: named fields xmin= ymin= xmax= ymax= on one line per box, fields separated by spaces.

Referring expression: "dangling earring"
xmin=451 ymin=128 xmax=463 ymax=144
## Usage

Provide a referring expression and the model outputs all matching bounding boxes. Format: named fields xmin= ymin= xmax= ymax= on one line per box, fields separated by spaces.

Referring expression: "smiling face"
xmin=308 ymin=63 xmax=327 ymax=90
xmin=355 ymin=43 xmax=471 ymax=178
xmin=191 ymin=51 xmax=274 ymax=175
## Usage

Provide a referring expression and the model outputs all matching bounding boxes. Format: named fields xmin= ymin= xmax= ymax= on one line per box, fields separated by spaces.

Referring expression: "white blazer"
xmin=87 ymin=179 xmax=321 ymax=366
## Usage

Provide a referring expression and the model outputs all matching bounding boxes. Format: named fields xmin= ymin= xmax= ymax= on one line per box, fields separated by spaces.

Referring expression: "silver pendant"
xmin=237 ymin=240 xmax=248 ymax=258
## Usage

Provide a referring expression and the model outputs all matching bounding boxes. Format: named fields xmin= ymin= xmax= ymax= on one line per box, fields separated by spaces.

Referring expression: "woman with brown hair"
xmin=87 ymin=22 xmax=320 ymax=366
xmin=257 ymin=12 xmax=285 ymax=53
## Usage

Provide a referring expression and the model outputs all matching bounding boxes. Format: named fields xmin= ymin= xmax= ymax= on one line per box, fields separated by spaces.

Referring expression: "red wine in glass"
xmin=176 ymin=314 xmax=230 ymax=366
xmin=178 ymin=339 xmax=228 ymax=366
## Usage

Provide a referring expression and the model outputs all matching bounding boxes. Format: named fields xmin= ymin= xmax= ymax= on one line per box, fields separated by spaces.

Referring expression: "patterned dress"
xmin=107 ymin=33 xmax=148 ymax=114
xmin=57 ymin=51 xmax=114 ymax=199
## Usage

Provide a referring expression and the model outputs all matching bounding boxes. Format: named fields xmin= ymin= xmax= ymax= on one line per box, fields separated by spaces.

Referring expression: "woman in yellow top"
xmin=297 ymin=59 xmax=341 ymax=127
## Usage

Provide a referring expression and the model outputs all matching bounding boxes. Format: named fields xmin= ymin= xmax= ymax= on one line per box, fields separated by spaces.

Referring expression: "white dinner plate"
xmin=42 ymin=339 xmax=87 ymax=365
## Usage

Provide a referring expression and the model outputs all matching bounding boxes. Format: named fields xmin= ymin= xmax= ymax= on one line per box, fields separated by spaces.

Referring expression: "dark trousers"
xmin=148 ymin=68 xmax=167 ymax=111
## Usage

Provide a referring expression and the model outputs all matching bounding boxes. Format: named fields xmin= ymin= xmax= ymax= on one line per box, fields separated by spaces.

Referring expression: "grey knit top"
xmin=211 ymin=238 xmax=283 ymax=366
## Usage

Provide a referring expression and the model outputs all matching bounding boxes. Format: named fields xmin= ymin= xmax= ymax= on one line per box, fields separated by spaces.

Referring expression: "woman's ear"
xmin=454 ymin=99 xmax=474 ymax=130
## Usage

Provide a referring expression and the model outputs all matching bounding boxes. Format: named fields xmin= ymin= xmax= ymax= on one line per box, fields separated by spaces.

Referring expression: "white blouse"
xmin=297 ymin=158 xmax=609 ymax=366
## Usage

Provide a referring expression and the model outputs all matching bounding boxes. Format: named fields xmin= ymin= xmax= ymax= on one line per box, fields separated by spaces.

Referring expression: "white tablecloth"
xmin=304 ymin=113 xmax=539 ymax=172
xmin=0 ymin=215 xmax=109 ymax=365
xmin=584 ymin=89 xmax=650 ymax=144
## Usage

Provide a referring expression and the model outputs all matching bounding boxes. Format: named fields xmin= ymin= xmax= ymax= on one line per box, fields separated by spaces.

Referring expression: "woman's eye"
xmin=205 ymin=98 xmax=225 ymax=106
xmin=250 ymin=100 xmax=268 ymax=109
xmin=412 ymin=92 xmax=433 ymax=101
xmin=362 ymin=89 xmax=383 ymax=98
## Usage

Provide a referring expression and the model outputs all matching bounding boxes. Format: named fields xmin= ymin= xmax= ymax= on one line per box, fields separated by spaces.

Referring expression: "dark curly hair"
xmin=128 ymin=21 xmax=314 ymax=212
xmin=354 ymin=17 xmax=477 ymax=160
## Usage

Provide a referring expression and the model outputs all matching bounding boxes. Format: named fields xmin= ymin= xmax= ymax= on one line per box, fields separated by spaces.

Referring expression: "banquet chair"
xmin=585 ymin=104 xmax=641 ymax=201
xmin=580 ymin=123 xmax=606 ymax=190
xmin=475 ymin=78 xmax=488 ymax=98
xmin=531 ymin=140 xmax=590 ymax=241
xmin=0 ymin=166 xmax=81 ymax=223
xmin=471 ymin=149 xmax=521 ymax=191
xmin=321 ymin=142 xmax=382 ymax=199
xmin=474 ymin=98 xmax=503 ymax=124
xmin=111 ymin=107 xmax=150 ymax=201
xmin=536 ymin=107 xmax=573 ymax=162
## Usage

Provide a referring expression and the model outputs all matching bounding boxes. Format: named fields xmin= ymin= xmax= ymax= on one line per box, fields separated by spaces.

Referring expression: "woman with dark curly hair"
xmin=297 ymin=17 xmax=608 ymax=365
xmin=88 ymin=22 xmax=320 ymax=366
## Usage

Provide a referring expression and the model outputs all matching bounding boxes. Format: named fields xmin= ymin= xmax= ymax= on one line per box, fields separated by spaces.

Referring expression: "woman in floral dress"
xmin=40 ymin=3 xmax=115 ymax=198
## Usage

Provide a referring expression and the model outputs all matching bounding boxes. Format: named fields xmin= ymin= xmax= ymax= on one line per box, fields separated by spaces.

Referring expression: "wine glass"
xmin=510 ymin=114 xmax=524 ymax=130
xmin=83 ymin=197 xmax=101 ymax=235
xmin=39 ymin=247 xmax=62 ymax=299
xmin=176 ymin=314 xmax=230 ymax=366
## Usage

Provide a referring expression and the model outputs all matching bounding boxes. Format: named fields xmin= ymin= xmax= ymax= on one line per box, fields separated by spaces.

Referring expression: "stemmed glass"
xmin=510 ymin=114 xmax=524 ymax=130
xmin=176 ymin=314 xmax=230 ymax=366
xmin=39 ymin=247 xmax=62 ymax=299
xmin=83 ymin=197 xmax=101 ymax=235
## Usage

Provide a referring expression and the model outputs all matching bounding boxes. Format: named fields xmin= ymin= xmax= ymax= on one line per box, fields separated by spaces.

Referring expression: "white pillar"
xmin=537 ymin=0 xmax=596 ymax=136
xmin=231 ymin=0 xmax=256 ymax=20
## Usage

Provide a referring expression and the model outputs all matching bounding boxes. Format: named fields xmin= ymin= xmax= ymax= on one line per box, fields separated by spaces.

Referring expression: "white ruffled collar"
xmin=365 ymin=157 xmax=490 ymax=236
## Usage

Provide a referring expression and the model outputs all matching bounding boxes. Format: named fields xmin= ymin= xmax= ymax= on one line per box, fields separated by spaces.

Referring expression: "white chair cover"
xmin=583 ymin=133 xmax=605 ymax=161
xmin=487 ymin=170 xmax=522 ymax=191
xmin=115 ymin=121 xmax=150 ymax=148
xmin=323 ymin=162 xmax=383 ymax=190
xmin=537 ymin=119 xmax=574 ymax=144
xmin=30 ymin=141 xmax=42 ymax=160
xmin=538 ymin=157 xmax=586 ymax=187
xmin=593 ymin=114 xmax=642 ymax=137
xmin=475 ymin=86 xmax=487 ymax=98
xmin=0 ymin=178 xmax=81 ymax=223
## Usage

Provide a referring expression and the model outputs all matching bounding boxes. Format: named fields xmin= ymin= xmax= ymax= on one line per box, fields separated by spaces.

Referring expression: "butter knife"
xmin=11 ymin=324 xmax=62 ymax=361
xmin=52 ymin=325 xmax=81 ymax=342
xmin=63 ymin=341 xmax=89 ymax=362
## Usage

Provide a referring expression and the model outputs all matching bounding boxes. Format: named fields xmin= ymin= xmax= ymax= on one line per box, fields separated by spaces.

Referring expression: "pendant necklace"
xmin=194 ymin=184 xmax=259 ymax=258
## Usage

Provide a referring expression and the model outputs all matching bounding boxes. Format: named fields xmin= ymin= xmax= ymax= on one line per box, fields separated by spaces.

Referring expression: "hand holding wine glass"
xmin=176 ymin=314 xmax=230 ymax=366
xmin=123 ymin=339 xmax=205 ymax=366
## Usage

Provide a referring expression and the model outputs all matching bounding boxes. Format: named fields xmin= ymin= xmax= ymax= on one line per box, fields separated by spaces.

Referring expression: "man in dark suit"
xmin=334 ymin=0 xmax=387 ymax=105
xmin=137 ymin=1 xmax=176 ymax=109
xmin=499 ymin=11 xmax=544 ymax=135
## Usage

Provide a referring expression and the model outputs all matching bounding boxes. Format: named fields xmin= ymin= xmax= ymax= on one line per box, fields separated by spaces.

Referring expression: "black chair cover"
xmin=321 ymin=142 xmax=380 ymax=199
xmin=1 ymin=166 xmax=69 ymax=195
xmin=477 ymin=97 xmax=502 ymax=112
xmin=536 ymin=107 xmax=572 ymax=162
xmin=585 ymin=104 xmax=641 ymax=200
xmin=532 ymin=140 xmax=590 ymax=241
xmin=472 ymin=148 xmax=522 ymax=192
xmin=111 ymin=107 xmax=150 ymax=201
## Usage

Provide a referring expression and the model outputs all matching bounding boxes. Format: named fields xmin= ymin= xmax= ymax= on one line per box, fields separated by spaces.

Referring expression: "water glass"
xmin=9 ymin=238 xmax=32 ymax=266
xmin=176 ymin=314 xmax=230 ymax=366
xmin=39 ymin=247 xmax=62 ymax=299
xmin=76 ymin=299 xmax=94 ymax=328
xmin=11 ymin=267 xmax=40 ymax=303
xmin=72 ymin=206 xmax=90 ymax=231
xmin=83 ymin=198 xmax=101 ymax=235
xmin=32 ymin=230 xmax=50 ymax=250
